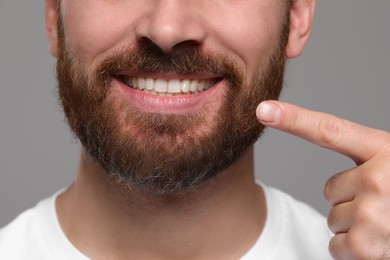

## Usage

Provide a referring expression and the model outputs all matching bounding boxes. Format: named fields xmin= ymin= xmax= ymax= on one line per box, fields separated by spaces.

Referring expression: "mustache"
xmin=95 ymin=39 xmax=242 ymax=87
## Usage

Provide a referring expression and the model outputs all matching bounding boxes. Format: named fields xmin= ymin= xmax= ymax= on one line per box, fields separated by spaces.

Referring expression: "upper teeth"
xmin=123 ymin=77 xmax=216 ymax=95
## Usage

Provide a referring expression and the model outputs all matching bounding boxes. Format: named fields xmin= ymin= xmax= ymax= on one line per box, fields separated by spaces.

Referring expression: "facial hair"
xmin=56 ymin=17 xmax=289 ymax=194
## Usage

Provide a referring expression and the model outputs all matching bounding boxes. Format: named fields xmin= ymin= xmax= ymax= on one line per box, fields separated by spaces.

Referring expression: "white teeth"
xmin=138 ymin=77 xmax=146 ymax=90
xmin=132 ymin=78 xmax=138 ymax=88
xmin=155 ymin=79 xmax=168 ymax=92
xmin=124 ymin=77 xmax=216 ymax=96
xmin=167 ymin=79 xmax=181 ymax=93
xmin=197 ymin=80 xmax=205 ymax=91
xmin=189 ymin=79 xmax=199 ymax=92
xmin=181 ymin=79 xmax=190 ymax=93
xmin=145 ymin=78 xmax=155 ymax=90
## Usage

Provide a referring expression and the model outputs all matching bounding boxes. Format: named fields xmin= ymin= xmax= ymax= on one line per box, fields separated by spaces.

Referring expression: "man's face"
xmin=54 ymin=0 xmax=290 ymax=193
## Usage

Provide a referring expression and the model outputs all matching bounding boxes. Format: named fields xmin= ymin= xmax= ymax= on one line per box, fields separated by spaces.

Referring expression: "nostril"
xmin=137 ymin=37 xmax=167 ymax=54
xmin=171 ymin=40 xmax=202 ymax=52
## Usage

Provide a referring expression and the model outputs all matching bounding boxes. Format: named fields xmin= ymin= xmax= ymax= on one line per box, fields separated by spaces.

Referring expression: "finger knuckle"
xmin=328 ymin=236 xmax=341 ymax=259
xmin=346 ymin=231 xmax=371 ymax=259
xmin=377 ymin=130 xmax=390 ymax=153
xmin=360 ymin=168 xmax=387 ymax=193
xmin=317 ymin=116 xmax=344 ymax=149
xmin=327 ymin=208 xmax=340 ymax=234
xmin=354 ymin=201 xmax=374 ymax=223
xmin=324 ymin=174 xmax=340 ymax=204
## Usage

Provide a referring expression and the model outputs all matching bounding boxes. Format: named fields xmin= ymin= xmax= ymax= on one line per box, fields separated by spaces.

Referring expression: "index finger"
xmin=256 ymin=100 xmax=389 ymax=165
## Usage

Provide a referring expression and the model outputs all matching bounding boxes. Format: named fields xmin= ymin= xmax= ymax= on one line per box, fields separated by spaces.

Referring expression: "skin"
xmin=257 ymin=101 xmax=390 ymax=259
xmin=45 ymin=0 xmax=314 ymax=258
xmin=44 ymin=0 xmax=315 ymax=258
xmin=44 ymin=0 xmax=390 ymax=259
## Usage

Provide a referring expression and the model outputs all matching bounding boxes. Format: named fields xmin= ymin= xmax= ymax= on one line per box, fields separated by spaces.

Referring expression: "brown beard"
xmin=56 ymin=15 xmax=289 ymax=194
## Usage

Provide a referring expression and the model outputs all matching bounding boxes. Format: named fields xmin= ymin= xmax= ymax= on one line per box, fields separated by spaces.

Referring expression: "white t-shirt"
xmin=0 ymin=184 xmax=333 ymax=259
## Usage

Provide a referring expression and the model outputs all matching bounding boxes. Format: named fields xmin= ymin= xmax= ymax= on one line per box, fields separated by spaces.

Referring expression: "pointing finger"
xmin=256 ymin=100 xmax=389 ymax=164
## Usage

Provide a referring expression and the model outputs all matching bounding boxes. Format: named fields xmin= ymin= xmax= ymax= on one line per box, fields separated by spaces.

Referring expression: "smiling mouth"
xmin=120 ymin=76 xmax=222 ymax=97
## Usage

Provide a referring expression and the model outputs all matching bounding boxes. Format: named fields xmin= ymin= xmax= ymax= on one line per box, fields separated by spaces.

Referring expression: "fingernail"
xmin=256 ymin=101 xmax=282 ymax=123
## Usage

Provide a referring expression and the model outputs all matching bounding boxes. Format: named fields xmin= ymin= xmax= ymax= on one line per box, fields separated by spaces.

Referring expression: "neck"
xmin=57 ymin=146 xmax=266 ymax=259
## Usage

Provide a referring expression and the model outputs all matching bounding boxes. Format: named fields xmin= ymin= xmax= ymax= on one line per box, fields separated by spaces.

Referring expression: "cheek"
xmin=207 ymin=2 xmax=284 ymax=77
xmin=61 ymin=1 xmax=142 ymax=66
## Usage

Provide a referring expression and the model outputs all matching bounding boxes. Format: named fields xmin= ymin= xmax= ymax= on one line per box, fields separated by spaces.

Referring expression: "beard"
xmin=56 ymin=17 xmax=289 ymax=194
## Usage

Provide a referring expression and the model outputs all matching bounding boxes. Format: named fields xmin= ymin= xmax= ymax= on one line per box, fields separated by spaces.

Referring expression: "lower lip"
xmin=111 ymin=78 xmax=227 ymax=114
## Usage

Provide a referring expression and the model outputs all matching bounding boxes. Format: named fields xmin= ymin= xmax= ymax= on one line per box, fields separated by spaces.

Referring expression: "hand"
xmin=256 ymin=100 xmax=390 ymax=259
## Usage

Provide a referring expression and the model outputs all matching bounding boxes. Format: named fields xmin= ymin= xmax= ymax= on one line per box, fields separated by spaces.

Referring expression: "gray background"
xmin=0 ymin=1 xmax=389 ymax=227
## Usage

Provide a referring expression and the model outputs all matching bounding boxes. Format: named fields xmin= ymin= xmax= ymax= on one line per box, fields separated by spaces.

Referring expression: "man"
xmin=1 ymin=0 xmax=390 ymax=259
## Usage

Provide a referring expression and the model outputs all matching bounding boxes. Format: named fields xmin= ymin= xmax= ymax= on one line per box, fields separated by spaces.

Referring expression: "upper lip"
xmin=117 ymin=72 xmax=221 ymax=81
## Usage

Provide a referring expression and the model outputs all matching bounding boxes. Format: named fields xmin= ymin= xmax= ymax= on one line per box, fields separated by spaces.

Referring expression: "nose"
xmin=135 ymin=1 xmax=206 ymax=53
